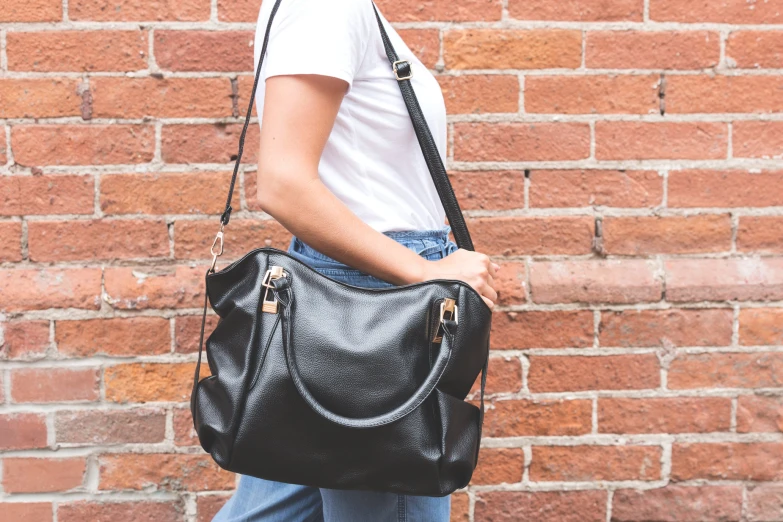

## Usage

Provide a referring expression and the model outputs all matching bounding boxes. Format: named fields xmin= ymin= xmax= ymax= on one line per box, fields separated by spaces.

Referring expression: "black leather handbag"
xmin=191 ymin=0 xmax=492 ymax=497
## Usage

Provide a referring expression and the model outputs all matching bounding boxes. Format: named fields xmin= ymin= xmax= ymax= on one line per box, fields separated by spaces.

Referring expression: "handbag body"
xmin=191 ymin=0 xmax=492 ymax=497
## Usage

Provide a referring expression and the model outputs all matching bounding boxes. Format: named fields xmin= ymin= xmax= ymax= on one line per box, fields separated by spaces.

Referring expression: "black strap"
xmin=218 ymin=0 xmax=474 ymax=251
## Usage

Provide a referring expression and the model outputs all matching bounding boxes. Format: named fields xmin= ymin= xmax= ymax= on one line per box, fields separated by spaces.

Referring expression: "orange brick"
xmin=155 ymin=31 xmax=254 ymax=72
xmin=59 ymin=501 xmax=184 ymax=522
xmin=529 ymin=170 xmax=662 ymax=208
xmin=733 ymin=121 xmax=783 ymax=159
xmin=482 ymin=399 xmax=592 ymax=437
xmin=469 ymin=357 xmax=523 ymax=395
xmin=599 ymin=397 xmax=732 ymax=434
xmin=0 ymin=321 xmax=50 ymax=359
xmin=0 ymin=0 xmax=61 ymax=21
xmin=738 ymin=216 xmax=783 ymax=254
xmin=595 ymin=121 xmax=728 ymax=160
xmin=448 ymin=171 xmax=524 ymax=211
xmin=56 ymin=317 xmax=171 ymax=357
xmin=173 ymin=407 xmax=198 ymax=446
xmin=529 ymin=354 xmax=660 ymax=392
xmin=104 ymin=266 xmax=204 ymax=310
xmin=612 ymin=486 xmax=743 ymax=522
xmin=531 ymin=445 xmax=661 ymax=481
xmin=475 ymin=490 xmax=606 ymax=522
xmin=217 ymin=0 xmax=260 ymax=22
xmin=0 ymin=222 xmax=22 ymax=262
xmin=492 ymin=261 xmax=526 ymax=306
xmin=740 ymin=308 xmax=783 ymax=346
xmin=174 ymin=219 xmax=291 ymax=260
xmin=99 ymin=453 xmax=234 ymax=491
xmin=602 ymin=215 xmax=732 ymax=254
xmin=509 ymin=0 xmax=641 ymax=20
xmin=746 ymin=485 xmax=783 ymax=522
xmin=0 ymin=413 xmax=47 ymax=450
xmin=727 ymin=31 xmax=783 ymax=68
xmin=736 ymin=395 xmax=783 ymax=433
xmin=70 ymin=0 xmax=209 ymax=21
xmin=0 ymin=79 xmax=81 ymax=119
xmin=398 ymin=29 xmax=440 ymax=69
xmin=11 ymin=368 xmax=99 ymax=403
xmin=526 ymin=75 xmax=660 ymax=114
xmin=673 ymin=442 xmax=783 ymax=481
xmin=454 ymin=122 xmax=590 ymax=161
xmin=444 ymin=29 xmax=581 ymax=70
xmin=28 ymin=220 xmax=169 ymax=262
xmin=651 ymin=0 xmax=783 ymax=23
xmin=0 ymin=503 xmax=52 ymax=522
xmin=175 ymin=315 xmax=219 ymax=354
xmin=438 ymin=75 xmax=519 ymax=114
xmin=586 ymin=31 xmax=719 ymax=69
xmin=105 ymin=362 xmax=205 ymax=402
xmin=375 ymin=0 xmax=503 ymax=22
xmin=471 ymin=448 xmax=524 ymax=485
xmin=101 ymin=172 xmax=230 ymax=215
xmin=667 ymin=75 xmax=783 ymax=113
xmin=669 ymin=352 xmax=783 ymax=389
xmin=197 ymin=495 xmax=231 ymax=522
xmin=12 ymin=125 xmax=154 ymax=166
xmin=7 ymin=31 xmax=148 ymax=72
xmin=600 ymin=309 xmax=733 ymax=348
xmin=491 ymin=310 xmax=594 ymax=349
xmin=669 ymin=170 xmax=783 ymax=207
xmin=665 ymin=258 xmax=783 ymax=302
xmin=56 ymin=408 xmax=166 ymax=444
xmin=0 ymin=268 xmax=101 ymax=312
xmin=161 ymin=124 xmax=259 ymax=164
xmin=530 ymin=259 xmax=662 ymax=304
xmin=450 ymin=493 xmax=469 ymax=522
xmin=0 ymin=174 xmax=94 ymax=216
xmin=468 ymin=216 xmax=594 ymax=256
xmin=3 ymin=458 xmax=85 ymax=493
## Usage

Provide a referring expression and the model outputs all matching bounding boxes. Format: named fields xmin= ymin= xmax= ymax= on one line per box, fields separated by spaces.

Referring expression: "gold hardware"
xmin=392 ymin=60 xmax=413 ymax=81
xmin=209 ymin=226 xmax=225 ymax=272
xmin=261 ymin=266 xmax=286 ymax=313
xmin=433 ymin=298 xmax=458 ymax=344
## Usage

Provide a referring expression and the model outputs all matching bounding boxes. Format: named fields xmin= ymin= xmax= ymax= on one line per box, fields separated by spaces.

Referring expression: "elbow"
xmin=254 ymin=166 xmax=296 ymax=217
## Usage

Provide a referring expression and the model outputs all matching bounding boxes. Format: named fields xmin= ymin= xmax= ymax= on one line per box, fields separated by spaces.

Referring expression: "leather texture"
xmin=191 ymin=0 xmax=493 ymax=497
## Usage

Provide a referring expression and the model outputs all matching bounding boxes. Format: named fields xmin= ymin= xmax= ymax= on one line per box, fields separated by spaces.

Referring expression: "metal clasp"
xmin=392 ymin=60 xmax=413 ymax=81
xmin=261 ymin=266 xmax=286 ymax=313
xmin=209 ymin=226 xmax=224 ymax=272
xmin=433 ymin=298 xmax=458 ymax=344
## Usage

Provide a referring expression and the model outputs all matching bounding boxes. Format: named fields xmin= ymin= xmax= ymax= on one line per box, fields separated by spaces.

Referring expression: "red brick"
xmin=3 ymin=457 xmax=86 ymax=493
xmin=0 ymin=0 xmax=61 ymax=21
xmin=173 ymin=407 xmax=198 ymax=446
xmin=197 ymin=495 xmax=230 ymax=522
xmin=70 ymin=0 xmax=209 ymax=21
xmin=0 ymin=268 xmax=101 ymax=312
xmin=483 ymin=399 xmax=592 ymax=437
xmin=746 ymin=484 xmax=783 ymax=522
xmin=0 ymin=222 xmax=22 ymax=262
xmin=451 ymin=492 xmax=469 ymax=522
xmin=174 ymin=219 xmax=291 ymax=260
xmin=469 ymin=357 xmax=523 ymax=396
xmin=12 ymin=125 xmax=154 ymax=166
xmin=600 ymin=309 xmax=733 ymax=347
xmin=531 ymin=445 xmax=661 ymax=481
xmin=56 ymin=317 xmax=171 ymax=357
xmin=59 ymin=501 xmax=185 ymax=522
xmin=0 ymin=174 xmax=94 ymax=216
xmin=740 ymin=308 xmax=783 ymax=346
xmin=444 ymin=29 xmax=582 ymax=70
xmin=11 ymin=368 xmax=99 ymax=403
xmin=492 ymin=261 xmax=526 ymax=305
xmin=56 ymin=408 xmax=166 ymax=444
xmin=669 ymin=170 xmax=783 ymax=207
xmin=586 ymin=31 xmax=719 ymax=69
xmin=727 ymin=31 xmax=783 ymax=68
xmin=471 ymin=448 xmax=524 ymax=485
xmin=101 ymin=172 xmax=230 ymax=215
xmin=0 ymin=131 xmax=6 ymax=164
xmin=0 ymin=321 xmax=50 ymax=359
xmin=105 ymin=362 xmax=205 ymax=403
xmin=99 ymin=453 xmax=234 ymax=491
xmin=162 ymin=124 xmax=259 ymax=164
xmin=469 ymin=216 xmax=593 ymax=256
xmin=599 ymin=397 xmax=732 ymax=434
xmin=737 ymin=395 xmax=783 ymax=433
xmin=733 ymin=121 xmax=783 ymax=159
xmin=650 ymin=0 xmax=783 ymax=23
xmin=398 ymin=29 xmax=440 ymax=69
xmin=91 ymin=77 xmax=234 ymax=118
xmin=438 ymin=75 xmax=519 ymax=114
xmin=7 ymin=31 xmax=148 ymax=72
xmin=28 ymin=219 xmax=169 ymax=262
xmin=602 ymin=215 xmax=732 ymax=255
xmin=0 ymin=79 xmax=81 ymax=118
xmin=665 ymin=258 xmax=783 ymax=302
xmin=217 ymin=0 xmax=259 ymax=22
xmin=375 ymin=0 xmax=502 ymax=22
xmin=738 ymin=217 xmax=783 ymax=254
xmin=509 ymin=0 xmax=641 ymax=20
xmin=595 ymin=122 xmax=728 ymax=160
xmin=448 ymin=171 xmax=524 ymax=211
xmin=672 ymin=442 xmax=783 ymax=481
xmin=104 ymin=266 xmax=204 ymax=310
xmin=155 ymin=31 xmax=254 ymax=72
xmin=175 ymin=314 xmax=219 ymax=354
xmin=0 ymin=413 xmax=47 ymax=450
xmin=529 ymin=170 xmax=663 ymax=208
xmin=667 ymin=76 xmax=783 ymax=113
xmin=475 ymin=490 xmax=606 ymax=522
xmin=530 ymin=259 xmax=662 ymax=304
xmin=669 ymin=352 xmax=783 ymax=389
xmin=526 ymin=75 xmax=660 ymax=114
xmin=529 ymin=354 xmax=660 ymax=392
xmin=491 ymin=310 xmax=594 ymax=349
xmin=0 ymin=503 xmax=52 ymax=522
xmin=611 ymin=486 xmax=743 ymax=522
xmin=454 ymin=122 xmax=590 ymax=161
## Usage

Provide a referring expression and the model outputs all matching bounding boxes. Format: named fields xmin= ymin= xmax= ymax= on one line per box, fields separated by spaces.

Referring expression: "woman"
xmin=214 ymin=0 xmax=498 ymax=520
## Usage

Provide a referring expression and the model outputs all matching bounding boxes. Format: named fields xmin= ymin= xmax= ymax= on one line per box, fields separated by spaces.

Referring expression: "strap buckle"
xmin=433 ymin=298 xmax=457 ymax=344
xmin=209 ymin=225 xmax=225 ymax=272
xmin=261 ymin=266 xmax=286 ymax=313
xmin=392 ymin=60 xmax=413 ymax=81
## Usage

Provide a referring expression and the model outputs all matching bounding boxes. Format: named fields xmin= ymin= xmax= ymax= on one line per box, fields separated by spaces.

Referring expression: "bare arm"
xmin=256 ymin=74 xmax=498 ymax=307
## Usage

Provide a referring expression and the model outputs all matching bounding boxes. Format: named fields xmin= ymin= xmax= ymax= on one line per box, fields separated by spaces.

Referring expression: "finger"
xmin=481 ymin=283 xmax=499 ymax=304
xmin=488 ymin=261 xmax=497 ymax=278
xmin=481 ymin=295 xmax=494 ymax=309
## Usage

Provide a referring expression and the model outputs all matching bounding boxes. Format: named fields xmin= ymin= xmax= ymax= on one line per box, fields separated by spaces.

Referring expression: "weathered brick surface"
xmin=530 ymin=445 xmax=661 ymax=481
xmin=2 ymin=457 xmax=86 ymax=493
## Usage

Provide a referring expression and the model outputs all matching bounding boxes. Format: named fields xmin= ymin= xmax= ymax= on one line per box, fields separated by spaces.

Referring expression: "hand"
xmin=419 ymin=249 xmax=499 ymax=309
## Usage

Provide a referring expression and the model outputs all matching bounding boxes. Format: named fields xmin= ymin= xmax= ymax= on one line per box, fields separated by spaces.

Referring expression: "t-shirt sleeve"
xmin=259 ymin=0 xmax=374 ymax=88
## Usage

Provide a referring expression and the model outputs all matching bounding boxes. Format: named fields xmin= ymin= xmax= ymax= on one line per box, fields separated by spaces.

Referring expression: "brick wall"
xmin=1 ymin=0 xmax=782 ymax=520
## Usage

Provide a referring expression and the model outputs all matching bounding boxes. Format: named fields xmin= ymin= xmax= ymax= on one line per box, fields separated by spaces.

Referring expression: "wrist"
xmin=401 ymin=256 xmax=431 ymax=285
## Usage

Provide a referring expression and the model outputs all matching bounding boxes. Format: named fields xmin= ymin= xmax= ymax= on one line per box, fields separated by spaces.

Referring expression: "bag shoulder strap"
xmin=217 ymin=0 xmax=474 ymax=251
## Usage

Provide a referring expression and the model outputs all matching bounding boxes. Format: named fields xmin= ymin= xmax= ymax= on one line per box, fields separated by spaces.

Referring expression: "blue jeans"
xmin=213 ymin=226 xmax=458 ymax=522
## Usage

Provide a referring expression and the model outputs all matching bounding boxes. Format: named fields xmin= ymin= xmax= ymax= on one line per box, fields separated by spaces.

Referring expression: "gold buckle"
xmin=392 ymin=60 xmax=413 ymax=81
xmin=261 ymin=266 xmax=286 ymax=313
xmin=433 ymin=298 xmax=457 ymax=344
xmin=209 ymin=226 xmax=224 ymax=272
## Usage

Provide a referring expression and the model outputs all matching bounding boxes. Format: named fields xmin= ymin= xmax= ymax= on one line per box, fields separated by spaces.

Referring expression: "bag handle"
xmin=213 ymin=0 xmax=474 ymax=255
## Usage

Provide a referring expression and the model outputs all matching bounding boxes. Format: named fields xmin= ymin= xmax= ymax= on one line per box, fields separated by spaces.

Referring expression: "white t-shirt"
xmin=253 ymin=0 xmax=448 ymax=232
